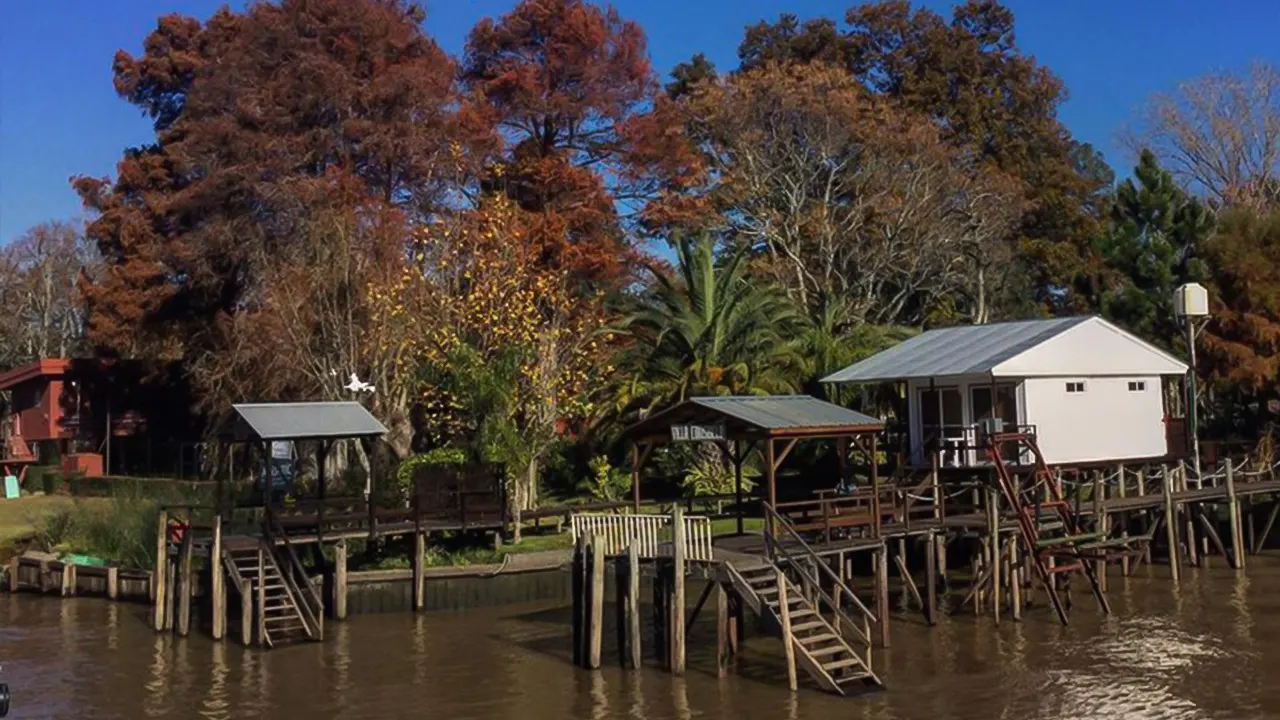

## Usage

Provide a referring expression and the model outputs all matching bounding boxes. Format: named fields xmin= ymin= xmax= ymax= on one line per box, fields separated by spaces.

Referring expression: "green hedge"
xmin=26 ymin=466 xmax=213 ymax=503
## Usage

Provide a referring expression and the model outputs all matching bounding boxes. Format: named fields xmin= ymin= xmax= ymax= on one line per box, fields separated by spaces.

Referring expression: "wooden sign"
xmin=671 ymin=423 xmax=726 ymax=442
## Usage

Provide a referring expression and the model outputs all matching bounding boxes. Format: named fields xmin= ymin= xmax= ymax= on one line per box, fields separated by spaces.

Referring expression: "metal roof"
xmin=228 ymin=402 xmax=388 ymax=441
xmin=822 ymin=316 xmax=1092 ymax=384
xmin=624 ymin=395 xmax=883 ymax=441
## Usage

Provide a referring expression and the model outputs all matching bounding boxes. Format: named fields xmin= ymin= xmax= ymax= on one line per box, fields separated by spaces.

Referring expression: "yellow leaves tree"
xmin=370 ymin=195 xmax=614 ymax=531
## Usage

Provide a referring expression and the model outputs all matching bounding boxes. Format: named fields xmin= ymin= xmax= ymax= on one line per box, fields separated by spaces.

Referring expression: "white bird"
xmin=344 ymin=373 xmax=375 ymax=394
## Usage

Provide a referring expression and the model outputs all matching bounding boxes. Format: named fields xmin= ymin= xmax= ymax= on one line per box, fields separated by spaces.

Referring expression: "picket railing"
xmin=570 ymin=512 xmax=714 ymax=561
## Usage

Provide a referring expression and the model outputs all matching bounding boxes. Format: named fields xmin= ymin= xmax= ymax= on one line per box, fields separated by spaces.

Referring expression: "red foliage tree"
xmin=462 ymin=0 xmax=673 ymax=284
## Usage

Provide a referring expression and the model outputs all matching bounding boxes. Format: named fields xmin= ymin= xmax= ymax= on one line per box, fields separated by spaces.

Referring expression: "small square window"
xmin=1065 ymin=381 xmax=1086 ymax=393
xmin=1128 ymin=381 xmax=1146 ymax=392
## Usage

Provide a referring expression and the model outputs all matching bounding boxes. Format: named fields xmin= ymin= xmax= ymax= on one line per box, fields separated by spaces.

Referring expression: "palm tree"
xmin=792 ymin=296 xmax=916 ymax=405
xmin=619 ymin=232 xmax=806 ymax=414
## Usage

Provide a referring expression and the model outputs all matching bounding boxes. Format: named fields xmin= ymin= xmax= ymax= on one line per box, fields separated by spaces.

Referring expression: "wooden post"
xmin=988 ymin=487 xmax=1000 ymax=624
xmin=671 ymin=507 xmax=686 ymax=675
xmin=1180 ymin=466 xmax=1199 ymax=567
xmin=1009 ymin=537 xmax=1022 ymax=621
xmin=733 ymin=440 xmax=744 ymax=536
xmin=153 ymin=509 xmax=168 ymax=631
xmin=1093 ymin=469 xmax=1107 ymax=593
xmin=924 ymin=531 xmax=938 ymax=626
xmin=776 ymin=568 xmax=798 ymax=692
xmin=765 ymin=440 xmax=777 ymax=540
xmin=571 ymin=535 xmax=586 ymax=667
xmin=241 ymin=580 xmax=254 ymax=647
xmin=412 ymin=531 xmax=425 ymax=612
xmin=107 ymin=566 xmax=119 ymax=601
xmin=256 ymin=547 xmax=266 ymax=646
xmin=627 ymin=538 xmax=642 ymax=669
xmin=1162 ymin=464 xmax=1181 ymax=584
xmin=211 ymin=515 xmax=224 ymax=639
xmin=1118 ymin=464 xmax=1130 ymax=576
xmin=178 ymin=530 xmax=194 ymax=637
xmin=589 ymin=536 xmax=605 ymax=670
xmin=875 ymin=543 xmax=890 ymax=648
xmin=652 ymin=562 xmax=667 ymax=665
xmin=1226 ymin=461 xmax=1245 ymax=570
xmin=716 ymin=582 xmax=729 ymax=677
xmin=62 ymin=563 xmax=76 ymax=597
xmin=335 ymin=540 xmax=349 ymax=620
xmin=164 ymin=556 xmax=176 ymax=631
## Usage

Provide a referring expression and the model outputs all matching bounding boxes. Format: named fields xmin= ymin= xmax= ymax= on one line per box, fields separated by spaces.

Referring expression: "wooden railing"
xmin=264 ymin=505 xmax=324 ymax=640
xmin=762 ymin=502 xmax=877 ymax=655
xmin=570 ymin=512 xmax=713 ymax=561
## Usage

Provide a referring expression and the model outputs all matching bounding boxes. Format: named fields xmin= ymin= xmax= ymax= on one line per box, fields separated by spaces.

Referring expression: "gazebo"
xmin=621 ymin=395 xmax=886 ymax=534
xmin=220 ymin=402 xmax=388 ymax=529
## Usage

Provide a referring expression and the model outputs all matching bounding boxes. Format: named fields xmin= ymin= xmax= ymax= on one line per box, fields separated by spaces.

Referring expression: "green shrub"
xmin=394 ymin=448 xmax=469 ymax=502
xmin=580 ymin=456 xmax=631 ymax=502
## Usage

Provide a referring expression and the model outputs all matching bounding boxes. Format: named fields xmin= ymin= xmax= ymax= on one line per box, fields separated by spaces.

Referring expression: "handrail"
xmin=263 ymin=506 xmax=324 ymax=639
xmin=762 ymin=502 xmax=878 ymax=631
xmin=777 ymin=543 xmax=874 ymax=650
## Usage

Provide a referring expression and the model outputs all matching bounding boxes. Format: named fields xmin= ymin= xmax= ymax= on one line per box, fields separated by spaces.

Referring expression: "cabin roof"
xmin=623 ymin=395 xmax=884 ymax=442
xmin=227 ymin=402 xmax=387 ymax=441
xmin=0 ymin=359 xmax=71 ymax=392
xmin=822 ymin=316 xmax=1188 ymax=384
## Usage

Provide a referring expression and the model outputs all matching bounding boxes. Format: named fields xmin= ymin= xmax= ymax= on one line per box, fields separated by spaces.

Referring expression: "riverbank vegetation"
xmin=4 ymin=0 xmax=1280 ymax=555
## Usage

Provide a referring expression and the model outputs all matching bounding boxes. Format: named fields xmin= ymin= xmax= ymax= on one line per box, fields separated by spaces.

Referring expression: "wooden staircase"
xmin=987 ymin=431 xmax=1110 ymax=625
xmin=727 ymin=561 xmax=882 ymax=694
xmin=222 ymin=537 xmax=321 ymax=647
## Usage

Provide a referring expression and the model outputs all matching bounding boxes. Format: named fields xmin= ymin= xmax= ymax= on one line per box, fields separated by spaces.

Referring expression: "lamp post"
xmin=1174 ymin=283 xmax=1209 ymax=488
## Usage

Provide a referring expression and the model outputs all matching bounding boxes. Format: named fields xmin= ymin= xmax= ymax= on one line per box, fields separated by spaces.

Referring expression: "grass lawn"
xmin=0 ymin=494 xmax=78 ymax=556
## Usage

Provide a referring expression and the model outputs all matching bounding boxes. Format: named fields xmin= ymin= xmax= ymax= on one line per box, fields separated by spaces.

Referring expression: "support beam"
xmin=1162 ymin=464 xmax=1181 ymax=585
xmin=153 ymin=510 xmax=168 ymax=632
xmin=589 ymin=536 xmax=605 ymax=670
xmin=412 ymin=531 xmax=425 ymax=612
xmin=671 ymin=507 xmax=686 ymax=675
xmin=334 ymin=540 xmax=349 ymax=621
xmin=1255 ymin=501 xmax=1280 ymax=555
xmin=211 ymin=515 xmax=224 ymax=640
xmin=628 ymin=538 xmax=642 ymax=670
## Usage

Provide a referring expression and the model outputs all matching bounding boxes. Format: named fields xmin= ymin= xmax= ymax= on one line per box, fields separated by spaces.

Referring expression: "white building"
xmin=823 ymin=316 xmax=1190 ymax=467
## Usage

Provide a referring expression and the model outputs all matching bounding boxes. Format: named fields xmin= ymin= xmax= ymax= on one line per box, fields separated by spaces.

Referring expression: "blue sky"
xmin=2 ymin=0 xmax=1279 ymax=244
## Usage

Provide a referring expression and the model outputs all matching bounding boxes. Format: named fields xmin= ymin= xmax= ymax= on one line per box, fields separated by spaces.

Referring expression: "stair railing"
xmin=762 ymin=502 xmax=877 ymax=654
xmin=263 ymin=505 xmax=324 ymax=640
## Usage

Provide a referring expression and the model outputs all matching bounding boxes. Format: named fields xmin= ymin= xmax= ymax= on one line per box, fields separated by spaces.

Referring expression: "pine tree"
xmin=1095 ymin=150 xmax=1213 ymax=347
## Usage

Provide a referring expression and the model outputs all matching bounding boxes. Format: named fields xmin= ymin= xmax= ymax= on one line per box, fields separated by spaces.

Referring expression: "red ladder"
xmin=986 ymin=431 xmax=1110 ymax=625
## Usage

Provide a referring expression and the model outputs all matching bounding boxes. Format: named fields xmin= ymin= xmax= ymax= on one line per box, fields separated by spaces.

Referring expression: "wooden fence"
xmin=569 ymin=512 xmax=714 ymax=561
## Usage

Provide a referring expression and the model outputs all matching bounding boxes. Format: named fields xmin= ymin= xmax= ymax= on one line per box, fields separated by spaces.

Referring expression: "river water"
xmin=4 ymin=562 xmax=1280 ymax=720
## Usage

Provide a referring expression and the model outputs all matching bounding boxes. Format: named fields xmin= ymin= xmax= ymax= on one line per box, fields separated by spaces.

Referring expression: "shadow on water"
xmin=7 ymin=561 xmax=1280 ymax=719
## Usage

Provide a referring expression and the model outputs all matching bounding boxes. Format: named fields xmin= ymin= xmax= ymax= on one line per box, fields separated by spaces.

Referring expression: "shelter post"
xmin=733 ymin=439 xmax=744 ymax=535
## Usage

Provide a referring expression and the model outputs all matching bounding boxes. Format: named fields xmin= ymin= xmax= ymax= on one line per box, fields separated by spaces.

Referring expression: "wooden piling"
xmin=777 ymin=568 xmax=798 ymax=692
xmin=412 ymin=531 xmax=425 ymax=612
xmin=1009 ymin=538 xmax=1022 ymax=621
xmin=671 ymin=507 xmax=686 ymax=676
xmin=988 ymin=487 xmax=1001 ymax=624
xmin=241 ymin=579 xmax=253 ymax=646
xmin=627 ymin=538 xmax=641 ymax=670
xmin=1119 ymin=465 xmax=1131 ymax=576
xmin=1094 ymin=469 xmax=1107 ymax=593
xmin=164 ymin=556 xmax=176 ymax=632
xmin=924 ymin=531 xmax=938 ymax=625
xmin=107 ymin=566 xmax=119 ymax=601
xmin=875 ymin=544 xmax=890 ymax=647
xmin=1162 ymin=464 xmax=1181 ymax=584
xmin=571 ymin=535 xmax=586 ymax=667
xmin=716 ymin=582 xmax=729 ymax=678
xmin=334 ymin=539 xmax=348 ymax=621
xmin=177 ymin=529 xmax=194 ymax=637
xmin=153 ymin=510 xmax=168 ymax=631
xmin=256 ymin=548 xmax=266 ymax=645
xmin=1226 ymin=461 xmax=1245 ymax=570
xmin=211 ymin=515 xmax=224 ymax=640
xmin=589 ymin=536 xmax=605 ymax=670
xmin=1180 ymin=466 xmax=1199 ymax=567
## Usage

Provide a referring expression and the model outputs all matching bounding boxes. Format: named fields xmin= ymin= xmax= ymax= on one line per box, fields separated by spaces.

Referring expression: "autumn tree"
xmin=75 ymin=0 xmax=470 ymax=441
xmin=1127 ymin=62 xmax=1280 ymax=210
xmin=372 ymin=196 xmax=613 ymax=530
xmin=732 ymin=0 xmax=1109 ymax=312
xmin=1198 ymin=208 xmax=1280 ymax=427
xmin=462 ymin=0 xmax=671 ymax=284
xmin=665 ymin=63 xmax=1024 ymax=325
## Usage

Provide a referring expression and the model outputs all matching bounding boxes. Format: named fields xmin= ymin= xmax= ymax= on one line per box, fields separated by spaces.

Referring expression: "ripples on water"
xmin=4 ymin=564 xmax=1280 ymax=719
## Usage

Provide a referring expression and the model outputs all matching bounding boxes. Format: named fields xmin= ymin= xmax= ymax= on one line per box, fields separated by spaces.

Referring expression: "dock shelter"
xmin=622 ymin=395 xmax=885 ymax=534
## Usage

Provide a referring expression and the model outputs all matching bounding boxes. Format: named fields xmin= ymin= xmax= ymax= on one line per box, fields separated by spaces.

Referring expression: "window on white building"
xmin=1065 ymin=381 xmax=1086 ymax=393
xmin=1128 ymin=381 xmax=1146 ymax=392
